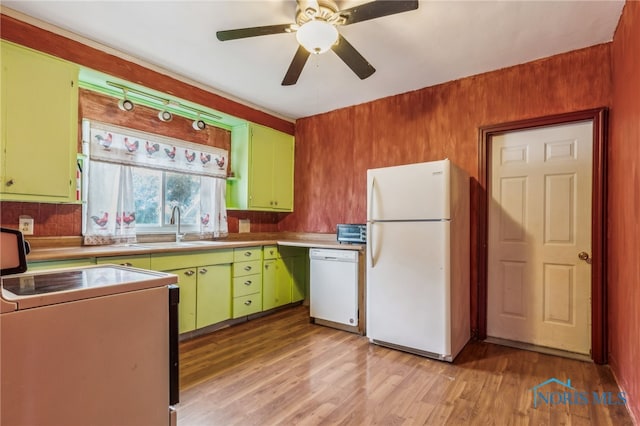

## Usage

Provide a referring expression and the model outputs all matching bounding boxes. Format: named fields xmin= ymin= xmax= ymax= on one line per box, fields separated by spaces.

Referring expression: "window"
xmin=132 ymin=168 xmax=202 ymax=233
xmin=82 ymin=121 xmax=228 ymax=245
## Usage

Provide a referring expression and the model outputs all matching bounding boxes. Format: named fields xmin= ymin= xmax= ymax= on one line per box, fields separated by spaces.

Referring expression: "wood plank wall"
xmin=608 ymin=1 xmax=640 ymax=423
xmin=281 ymin=44 xmax=613 ymax=338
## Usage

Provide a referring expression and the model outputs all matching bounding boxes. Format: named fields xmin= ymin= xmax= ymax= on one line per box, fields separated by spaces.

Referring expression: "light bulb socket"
xmin=118 ymin=98 xmax=134 ymax=112
xmin=158 ymin=110 xmax=173 ymax=122
xmin=192 ymin=119 xmax=206 ymax=131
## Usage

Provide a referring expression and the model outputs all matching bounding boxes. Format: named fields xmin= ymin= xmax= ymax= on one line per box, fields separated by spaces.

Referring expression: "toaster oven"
xmin=336 ymin=224 xmax=367 ymax=244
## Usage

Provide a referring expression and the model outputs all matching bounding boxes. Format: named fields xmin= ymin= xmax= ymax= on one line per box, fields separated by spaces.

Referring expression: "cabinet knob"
xmin=184 ymin=270 xmax=195 ymax=276
xmin=6 ymin=179 xmax=15 ymax=187
xmin=199 ymin=268 xmax=208 ymax=274
xmin=120 ymin=262 xmax=133 ymax=267
xmin=244 ymin=280 xmax=252 ymax=286
xmin=244 ymin=265 xmax=252 ymax=272
xmin=274 ymin=201 xmax=278 ymax=206
xmin=269 ymin=201 xmax=274 ymax=206
xmin=244 ymin=300 xmax=252 ymax=306
xmin=264 ymin=264 xmax=269 ymax=270
xmin=244 ymin=251 xmax=252 ymax=257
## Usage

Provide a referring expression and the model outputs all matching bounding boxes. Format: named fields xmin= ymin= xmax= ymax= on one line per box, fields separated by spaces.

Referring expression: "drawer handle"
xmin=244 ymin=280 xmax=252 ymax=286
xmin=244 ymin=251 xmax=252 ymax=257
xmin=120 ymin=262 xmax=133 ymax=267
xmin=6 ymin=179 xmax=14 ymax=187
xmin=244 ymin=265 xmax=252 ymax=272
xmin=199 ymin=268 xmax=208 ymax=274
xmin=184 ymin=270 xmax=195 ymax=277
xmin=244 ymin=300 xmax=252 ymax=306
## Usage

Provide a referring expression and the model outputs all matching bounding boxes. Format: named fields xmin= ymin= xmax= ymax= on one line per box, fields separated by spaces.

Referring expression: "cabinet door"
xmin=196 ymin=264 xmax=231 ymax=328
xmin=275 ymin=258 xmax=293 ymax=306
xmin=262 ymin=259 xmax=277 ymax=311
xmin=1 ymin=42 xmax=79 ymax=202
xmin=169 ymin=267 xmax=198 ymax=334
xmin=271 ymin=135 xmax=294 ymax=211
xmin=290 ymin=255 xmax=307 ymax=303
xmin=248 ymin=124 xmax=275 ymax=210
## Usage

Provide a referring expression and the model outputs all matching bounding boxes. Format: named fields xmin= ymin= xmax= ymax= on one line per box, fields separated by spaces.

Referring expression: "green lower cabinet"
xmin=287 ymin=255 xmax=307 ymax=303
xmin=263 ymin=258 xmax=292 ymax=311
xmin=196 ymin=264 xmax=232 ymax=329
xmin=169 ymin=267 xmax=198 ymax=334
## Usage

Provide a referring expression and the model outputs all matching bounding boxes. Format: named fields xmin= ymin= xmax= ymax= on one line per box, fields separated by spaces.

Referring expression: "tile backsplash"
xmin=0 ymin=202 xmax=82 ymax=236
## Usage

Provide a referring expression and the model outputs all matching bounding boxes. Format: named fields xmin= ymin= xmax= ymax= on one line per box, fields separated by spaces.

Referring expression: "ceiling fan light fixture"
xmin=296 ymin=20 xmax=338 ymax=54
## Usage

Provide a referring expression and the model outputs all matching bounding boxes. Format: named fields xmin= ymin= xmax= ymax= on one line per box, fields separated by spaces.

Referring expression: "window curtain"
xmin=83 ymin=161 xmax=137 ymax=246
xmin=200 ymin=176 xmax=228 ymax=238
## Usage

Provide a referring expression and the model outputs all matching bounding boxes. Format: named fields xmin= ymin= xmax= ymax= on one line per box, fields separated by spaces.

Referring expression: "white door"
xmin=487 ymin=121 xmax=593 ymax=355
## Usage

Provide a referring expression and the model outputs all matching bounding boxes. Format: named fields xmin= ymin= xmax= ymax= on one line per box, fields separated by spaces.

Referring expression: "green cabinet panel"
xmin=27 ymin=258 xmax=95 ymax=272
xmin=233 ymin=274 xmax=261 ymax=297
xmin=263 ymin=258 xmax=292 ymax=311
xmin=232 ymin=293 xmax=262 ymax=317
xmin=233 ymin=246 xmax=262 ymax=262
xmin=169 ymin=267 xmax=198 ymax=334
xmin=1 ymin=41 xmax=79 ymax=202
xmin=96 ymin=254 xmax=151 ymax=269
xmin=232 ymin=246 xmax=262 ymax=318
xmin=152 ymin=249 xmax=233 ymax=334
xmin=150 ymin=249 xmax=233 ymax=271
xmin=196 ymin=264 xmax=232 ymax=329
xmin=226 ymin=122 xmax=294 ymax=212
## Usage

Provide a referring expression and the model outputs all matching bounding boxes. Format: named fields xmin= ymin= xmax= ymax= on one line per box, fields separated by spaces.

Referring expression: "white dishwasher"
xmin=309 ymin=248 xmax=359 ymax=327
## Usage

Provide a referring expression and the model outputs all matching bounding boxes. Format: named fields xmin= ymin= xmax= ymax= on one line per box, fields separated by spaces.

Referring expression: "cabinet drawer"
xmin=233 ymin=259 xmax=262 ymax=276
xmin=151 ymin=249 xmax=233 ymax=271
xmin=233 ymin=246 xmax=262 ymax=262
xmin=263 ymin=245 xmax=278 ymax=260
xmin=233 ymin=274 xmax=261 ymax=297
xmin=233 ymin=293 xmax=262 ymax=318
xmin=96 ymin=254 xmax=151 ymax=269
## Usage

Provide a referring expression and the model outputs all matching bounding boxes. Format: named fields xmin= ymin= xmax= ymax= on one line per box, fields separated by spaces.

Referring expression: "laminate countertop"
xmin=26 ymin=232 xmax=365 ymax=262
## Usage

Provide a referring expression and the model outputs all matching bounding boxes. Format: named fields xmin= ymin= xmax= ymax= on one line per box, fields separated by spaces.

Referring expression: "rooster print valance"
xmin=88 ymin=121 xmax=228 ymax=178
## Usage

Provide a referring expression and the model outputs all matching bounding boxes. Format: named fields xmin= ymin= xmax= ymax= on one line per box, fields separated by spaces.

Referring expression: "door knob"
xmin=578 ymin=252 xmax=592 ymax=264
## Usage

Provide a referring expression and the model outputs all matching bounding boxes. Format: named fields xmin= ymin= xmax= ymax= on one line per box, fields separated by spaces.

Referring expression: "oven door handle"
xmin=168 ymin=285 xmax=180 ymax=406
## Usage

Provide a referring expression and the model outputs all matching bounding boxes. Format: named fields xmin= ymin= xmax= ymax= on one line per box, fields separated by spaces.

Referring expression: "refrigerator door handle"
xmin=368 ymin=176 xmax=376 ymax=221
xmin=369 ymin=222 xmax=376 ymax=268
xmin=368 ymin=177 xmax=377 ymax=268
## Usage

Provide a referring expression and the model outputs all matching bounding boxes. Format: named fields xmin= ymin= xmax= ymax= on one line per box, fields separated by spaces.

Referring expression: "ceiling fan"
xmin=216 ymin=0 xmax=419 ymax=86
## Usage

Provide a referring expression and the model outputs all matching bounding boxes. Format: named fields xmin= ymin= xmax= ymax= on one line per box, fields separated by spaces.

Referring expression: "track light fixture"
xmin=106 ymin=81 xmax=223 ymax=127
xmin=192 ymin=117 xmax=206 ymax=131
xmin=158 ymin=110 xmax=173 ymax=122
xmin=117 ymin=91 xmax=134 ymax=111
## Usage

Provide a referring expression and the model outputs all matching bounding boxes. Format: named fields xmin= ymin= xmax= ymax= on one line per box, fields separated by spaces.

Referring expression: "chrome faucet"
xmin=170 ymin=206 xmax=184 ymax=243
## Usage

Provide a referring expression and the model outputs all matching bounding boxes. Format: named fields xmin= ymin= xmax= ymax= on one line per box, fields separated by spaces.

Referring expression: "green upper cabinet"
xmin=227 ymin=122 xmax=294 ymax=212
xmin=0 ymin=41 xmax=79 ymax=203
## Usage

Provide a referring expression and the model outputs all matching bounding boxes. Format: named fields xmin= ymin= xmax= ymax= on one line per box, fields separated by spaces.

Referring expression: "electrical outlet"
xmin=19 ymin=216 xmax=34 ymax=235
xmin=239 ymin=219 xmax=250 ymax=233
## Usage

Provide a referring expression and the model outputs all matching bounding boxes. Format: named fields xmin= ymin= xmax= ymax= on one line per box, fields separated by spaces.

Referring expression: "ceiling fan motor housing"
xmin=296 ymin=0 xmax=343 ymax=25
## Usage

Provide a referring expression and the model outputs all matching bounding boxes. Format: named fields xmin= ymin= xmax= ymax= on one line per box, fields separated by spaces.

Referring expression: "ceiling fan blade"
xmin=331 ymin=34 xmax=376 ymax=80
xmin=216 ymin=24 xmax=294 ymax=41
xmin=339 ymin=0 xmax=419 ymax=25
xmin=282 ymin=46 xmax=311 ymax=86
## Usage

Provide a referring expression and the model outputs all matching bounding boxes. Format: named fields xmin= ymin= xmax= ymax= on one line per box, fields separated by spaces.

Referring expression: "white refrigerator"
xmin=366 ymin=159 xmax=470 ymax=361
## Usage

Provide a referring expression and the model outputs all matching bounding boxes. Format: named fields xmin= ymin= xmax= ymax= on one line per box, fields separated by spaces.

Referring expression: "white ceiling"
xmin=3 ymin=1 xmax=625 ymax=121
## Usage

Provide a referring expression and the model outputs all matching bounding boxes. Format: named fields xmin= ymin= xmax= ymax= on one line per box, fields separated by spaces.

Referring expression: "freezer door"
xmin=367 ymin=160 xmax=450 ymax=221
xmin=366 ymin=221 xmax=451 ymax=355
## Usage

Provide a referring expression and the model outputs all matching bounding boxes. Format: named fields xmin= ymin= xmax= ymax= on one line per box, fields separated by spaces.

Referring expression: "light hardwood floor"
xmin=178 ymin=306 xmax=633 ymax=425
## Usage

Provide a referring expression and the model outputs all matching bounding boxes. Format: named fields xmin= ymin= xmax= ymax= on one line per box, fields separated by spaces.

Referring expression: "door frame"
xmin=477 ymin=108 xmax=608 ymax=364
